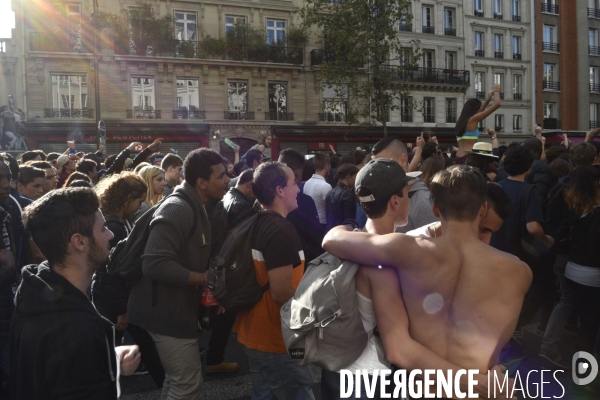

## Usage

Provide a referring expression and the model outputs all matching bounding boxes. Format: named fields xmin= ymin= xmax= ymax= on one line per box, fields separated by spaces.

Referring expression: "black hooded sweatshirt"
xmin=9 ymin=262 xmax=118 ymax=400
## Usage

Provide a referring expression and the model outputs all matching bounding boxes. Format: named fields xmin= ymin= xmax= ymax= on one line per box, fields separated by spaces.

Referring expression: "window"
xmin=591 ymin=0 xmax=600 ymax=9
xmin=513 ymin=115 xmax=522 ymax=131
xmin=475 ymin=72 xmax=485 ymax=97
xmin=51 ymin=74 xmax=88 ymax=110
xmin=591 ymin=67 xmax=599 ymax=91
xmin=66 ymin=4 xmax=82 ymax=50
xmin=512 ymin=0 xmax=520 ymax=17
xmin=399 ymin=48 xmax=412 ymax=66
xmin=494 ymin=34 xmax=503 ymax=52
xmin=176 ymin=78 xmax=200 ymax=117
xmin=590 ymin=29 xmax=599 ymax=47
xmin=446 ymin=98 xmax=457 ymax=123
xmin=494 ymin=115 xmax=504 ymax=131
xmin=268 ymin=82 xmax=288 ymax=119
xmin=591 ymin=103 xmax=599 ymax=123
xmin=474 ymin=32 xmax=484 ymax=52
xmin=493 ymin=0 xmax=502 ymax=14
xmin=423 ymin=50 xmax=434 ymax=68
xmin=494 ymin=73 xmax=504 ymax=88
xmin=445 ymin=52 xmax=456 ymax=69
xmin=513 ymin=75 xmax=522 ymax=99
xmin=400 ymin=97 xmax=413 ymax=122
xmin=131 ymin=76 xmax=155 ymax=112
xmin=543 ymin=25 xmax=556 ymax=43
xmin=512 ymin=36 xmax=521 ymax=55
xmin=225 ymin=16 xmax=246 ymax=33
xmin=544 ymin=102 xmax=556 ymax=119
xmin=175 ymin=12 xmax=197 ymax=41
xmin=423 ymin=98 xmax=435 ymax=123
xmin=267 ymin=19 xmax=286 ymax=45
xmin=323 ymin=85 xmax=347 ymax=122
xmin=474 ymin=0 xmax=482 ymax=11
xmin=478 ymin=119 xmax=486 ymax=131
xmin=422 ymin=6 xmax=432 ymax=27
xmin=227 ymin=81 xmax=248 ymax=113
xmin=544 ymin=64 xmax=555 ymax=81
xmin=444 ymin=9 xmax=454 ymax=29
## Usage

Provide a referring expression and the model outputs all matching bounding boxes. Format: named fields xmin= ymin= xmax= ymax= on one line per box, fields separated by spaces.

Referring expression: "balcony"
xmin=446 ymin=113 xmax=457 ymax=123
xmin=172 ymin=109 xmax=205 ymax=119
xmin=475 ymin=50 xmax=485 ymax=57
xmin=423 ymin=114 xmax=435 ymax=123
xmin=265 ymin=111 xmax=294 ymax=121
xmin=543 ymin=81 xmax=560 ymax=91
xmin=399 ymin=23 xmax=412 ymax=32
xmin=514 ymin=93 xmax=523 ymax=100
xmin=224 ymin=111 xmax=255 ymax=120
xmin=543 ymin=118 xmax=560 ymax=129
xmin=591 ymin=121 xmax=600 ymax=129
xmin=30 ymin=32 xmax=91 ymax=53
xmin=591 ymin=83 xmax=600 ymax=92
xmin=590 ymin=46 xmax=600 ymax=56
xmin=44 ymin=108 xmax=93 ymax=118
xmin=474 ymin=10 xmax=484 ymax=17
xmin=115 ymin=40 xmax=303 ymax=65
xmin=589 ymin=8 xmax=600 ymax=18
xmin=541 ymin=3 xmax=559 ymax=14
xmin=444 ymin=28 xmax=456 ymax=36
xmin=494 ymin=51 xmax=504 ymax=59
xmin=127 ymin=109 xmax=161 ymax=119
xmin=494 ymin=13 xmax=503 ymax=20
xmin=319 ymin=112 xmax=347 ymax=122
xmin=422 ymin=26 xmax=435 ymax=34
xmin=543 ymin=42 xmax=559 ymax=52
xmin=513 ymin=53 xmax=522 ymax=60
xmin=400 ymin=113 xmax=413 ymax=123
xmin=310 ymin=49 xmax=363 ymax=68
xmin=475 ymin=91 xmax=486 ymax=99
xmin=512 ymin=15 xmax=521 ymax=22
xmin=385 ymin=66 xmax=470 ymax=85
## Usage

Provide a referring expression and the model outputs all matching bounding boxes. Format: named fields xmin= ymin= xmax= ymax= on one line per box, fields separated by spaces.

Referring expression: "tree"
xmin=300 ymin=0 xmax=420 ymax=136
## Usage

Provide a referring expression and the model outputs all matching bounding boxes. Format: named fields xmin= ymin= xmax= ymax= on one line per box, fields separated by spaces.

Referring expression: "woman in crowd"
xmin=548 ymin=159 xmax=572 ymax=195
xmin=454 ymin=84 xmax=502 ymax=162
xmin=63 ymin=171 xmax=90 ymax=188
xmin=91 ymin=172 xmax=165 ymax=388
xmin=563 ymin=165 xmax=600 ymax=356
xmin=419 ymin=157 xmax=445 ymax=189
xmin=135 ymin=165 xmax=166 ymax=219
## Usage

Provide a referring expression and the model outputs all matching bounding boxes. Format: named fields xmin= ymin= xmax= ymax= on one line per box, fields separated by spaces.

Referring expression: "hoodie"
xmin=9 ymin=263 xmax=118 ymax=400
xmin=395 ymin=178 xmax=439 ymax=233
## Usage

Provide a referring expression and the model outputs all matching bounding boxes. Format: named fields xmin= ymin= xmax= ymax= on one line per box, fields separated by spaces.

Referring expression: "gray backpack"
xmin=280 ymin=252 xmax=370 ymax=371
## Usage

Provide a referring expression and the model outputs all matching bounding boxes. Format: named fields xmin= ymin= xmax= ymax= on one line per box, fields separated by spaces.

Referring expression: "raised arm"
xmin=472 ymin=85 xmax=501 ymax=123
xmin=408 ymin=133 xmax=425 ymax=173
xmin=322 ymin=225 xmax=415 ymax=268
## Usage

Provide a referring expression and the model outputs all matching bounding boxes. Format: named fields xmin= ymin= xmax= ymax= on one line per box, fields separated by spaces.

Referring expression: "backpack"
xmin=206 ymin=209 xmax=269 ymax=313
xmin=280 ymin=253 xmax=374 ymax=371
xmin=107 ymin=192 xmax=197 ymax=281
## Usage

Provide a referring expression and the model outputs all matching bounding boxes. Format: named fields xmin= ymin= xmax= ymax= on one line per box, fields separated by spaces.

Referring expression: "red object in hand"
xmin=201 ymin=289 xmax=219 ymax=306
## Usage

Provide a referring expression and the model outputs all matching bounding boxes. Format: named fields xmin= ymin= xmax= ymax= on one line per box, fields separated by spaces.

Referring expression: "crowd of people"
xmin=0 ymin=86 xmax=598 ymax=399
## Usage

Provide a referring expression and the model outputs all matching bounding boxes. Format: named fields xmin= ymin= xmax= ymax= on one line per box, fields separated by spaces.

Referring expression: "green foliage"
xmin=287 ymin=25 xmax=309 ymax=46
xmin=201 ymin=36 xmax=227 ymax=59
xmin=299 ymin=0 xmax=421 ymax=135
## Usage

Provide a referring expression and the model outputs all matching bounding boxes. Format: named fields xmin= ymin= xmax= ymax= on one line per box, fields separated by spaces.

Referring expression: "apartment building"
xmin=464 ymin=0 xmax=534 ymax=140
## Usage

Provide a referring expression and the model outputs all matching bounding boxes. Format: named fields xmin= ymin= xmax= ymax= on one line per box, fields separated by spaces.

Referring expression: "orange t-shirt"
xmin=234 ymin=213 xmax=305 ymax=353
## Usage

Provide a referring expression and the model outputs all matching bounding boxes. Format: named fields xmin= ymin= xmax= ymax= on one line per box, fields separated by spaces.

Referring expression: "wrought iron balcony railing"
xmin=590 ymin=46 xmax=600 ymax=56
xmin=589 ymin=8 xmax=600 ymax=18
xmin=591 ymin=121 xmax=600 ymax=129
xmin=172 ymin=109 xmax=205 ymax=119
xmin=512 ymin=15 xmax=521 ymax=22
xmin=513 ymin=124 xmax=522 ymax=131
xmin=30 ymin=32 xmax=90 ymax=53
xmin=475 ymin=50 xmax=485 ymax=57
xmin=310 ymin=49 xmax=363 ymax=68
xmin=44 ymin=108 xmax=93 ymax=118
xmin=495 ymin=125 xmax=504 ymax=132
xmin=384 ymin=66 xmax=470 ymax=85
xmin=478 ymin=126 xmax=486 ymax=132
xmin=114 ymin=40 xmax=303 ymax=65
xmin=543 ymin=81 xmax=560 ymax=91
xmin=319 ymin=112 xmax=347 ymax=122
xmin=494 ymin=13 xmax=503 ymax=20
xmin=513 ymin=53 xmax=522 ymax=60
xmin=422 ymin=26 xmax=435 ymax=34
xmin=399 ymin=23 xmax=412 ymax=32
xmin=494 ymin=51 xmax=504 ymax=59
xmin=591 ymin=83 xmax=600 ymax=92
xmin=543 ymin=42 xmax=559 ymax=52
xmin=541 ymin=3 xmax=559 ymax=14
xmin=400 ymin=113 xmax=413 ymax=123
xmin=475 ymin=91 xmax=486 ymax=99
xmin=423 ymin=114 xmax=435 ymax=123
xmin=514 ymin=93 xmax=523 ymax=100
xmin=446 ymin=113 xmax=457 ymax=123
xmin=444 ymin=28 xmax=456 ymax=36
xmin=127 ymin=109 xmax=161 ymax=119
xmin=265 ymin=112 xmax=294 ymax=121
xmin=474 ymin=10 xmax=484 ymax=17
xmin=224 ymin=111 xmax=255 ymax=120
xmin=543 ymin=118 xmax=560 ymax=129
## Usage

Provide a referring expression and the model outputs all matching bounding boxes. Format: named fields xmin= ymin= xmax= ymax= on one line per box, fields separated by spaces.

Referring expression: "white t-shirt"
xmin=406 ymin=222 xmax=435 ymax=238
xmin=303 ymin=174 xmax=332 ymax=224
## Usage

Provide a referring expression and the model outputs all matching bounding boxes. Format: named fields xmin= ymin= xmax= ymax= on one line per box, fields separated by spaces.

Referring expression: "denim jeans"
xmin=243 ymin=346 xmax=315 ymax=400
xmin=540 ymin=254 xmax=576 ymax=353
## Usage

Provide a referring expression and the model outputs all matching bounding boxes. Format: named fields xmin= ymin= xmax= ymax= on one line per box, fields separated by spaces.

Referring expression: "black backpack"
xmin=107 ymin=192 xmax=197 ymax=281
xmin=207 ymin=209 xmax=271 ymax=313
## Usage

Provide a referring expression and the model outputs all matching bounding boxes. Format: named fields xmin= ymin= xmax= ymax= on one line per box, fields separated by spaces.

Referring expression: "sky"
xmin=0 ymin=0 xmax=15 ymax=38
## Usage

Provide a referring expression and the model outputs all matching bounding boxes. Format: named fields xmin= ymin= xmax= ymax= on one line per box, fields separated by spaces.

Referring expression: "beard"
xmin=87 ymin=237 xmax=110 ymax=272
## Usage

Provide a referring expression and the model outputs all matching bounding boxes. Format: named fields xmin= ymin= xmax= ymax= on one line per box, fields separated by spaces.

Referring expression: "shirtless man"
xmin=323 ymin=165 xmax=532 ymax=390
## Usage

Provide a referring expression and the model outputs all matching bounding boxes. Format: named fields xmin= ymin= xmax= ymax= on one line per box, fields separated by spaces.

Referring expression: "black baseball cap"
xmin=355 ymin=159 xmax=413 ymax=203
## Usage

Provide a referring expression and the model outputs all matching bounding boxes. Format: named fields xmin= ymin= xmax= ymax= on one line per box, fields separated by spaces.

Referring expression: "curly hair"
xmin=94 ymin=172 xmax=148 ymax=218
xmin=137 ymin=165 xmax=165 ymax=206
xmin=64 ymin=172 xmax=91 ymax=188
